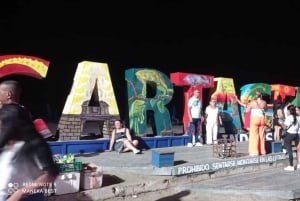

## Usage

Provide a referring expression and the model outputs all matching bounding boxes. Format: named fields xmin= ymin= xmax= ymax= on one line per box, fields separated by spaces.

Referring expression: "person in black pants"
xmin=280 ymin=104 xmax=299 ymax=171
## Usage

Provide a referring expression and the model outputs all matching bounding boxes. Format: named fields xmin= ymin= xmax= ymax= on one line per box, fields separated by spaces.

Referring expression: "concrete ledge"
xmin=48 ymin=136 xmax=189 ymax=155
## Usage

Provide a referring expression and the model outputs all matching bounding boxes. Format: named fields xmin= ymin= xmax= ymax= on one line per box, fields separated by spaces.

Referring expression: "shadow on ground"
xmin=174 ymin=160 xmax=187 ymax=166
xmin=236 ymin=153 xmax=249 ymax=157
xmin=102 ymin=174 xmax=125 ymax=187
xmin=75 ymin=152 xmax=100 ymax=157
xmin=155 ymin=190 xmax=191 ymax=201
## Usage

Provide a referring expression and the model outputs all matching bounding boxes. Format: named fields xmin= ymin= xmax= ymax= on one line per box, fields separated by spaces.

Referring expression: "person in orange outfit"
xmin=248 ymin=91 xmax=267 ymax=156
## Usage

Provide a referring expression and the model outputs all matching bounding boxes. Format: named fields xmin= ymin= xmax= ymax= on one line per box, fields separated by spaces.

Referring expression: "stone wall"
xmin=57 ymin=114 xmax=119 ymax=141
xmin=57 ymin=114 xmax=82 ymax=141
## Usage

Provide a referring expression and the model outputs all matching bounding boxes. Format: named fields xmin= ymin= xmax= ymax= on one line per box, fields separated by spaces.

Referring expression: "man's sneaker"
xmin=282 ymin=149 xmax=287 ymax=154
xmin=195 ymin=142 xmax=203 ymax=147
xmin=187 ymin=143 xmax=193 ymax=147
xmin=284 ymin=166 xmax=295 ymax=171
xmin=297 ymin=164 xmax=300 ymax=170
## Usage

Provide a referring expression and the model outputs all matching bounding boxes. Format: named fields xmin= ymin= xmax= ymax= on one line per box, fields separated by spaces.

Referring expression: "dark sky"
xmin=1 ymin=0 xmax=300 ymax=120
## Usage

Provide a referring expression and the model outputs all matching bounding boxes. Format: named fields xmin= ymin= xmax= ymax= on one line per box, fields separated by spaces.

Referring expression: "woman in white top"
xmin=204 ymin=99 xmax=222 ymax=145
xmin=280 ymin=104 xmax=299 ymax=171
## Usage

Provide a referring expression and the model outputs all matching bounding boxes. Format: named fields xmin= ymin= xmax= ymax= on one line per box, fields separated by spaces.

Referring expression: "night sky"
xmin=1 ymin=1 xmax=300 ymax=121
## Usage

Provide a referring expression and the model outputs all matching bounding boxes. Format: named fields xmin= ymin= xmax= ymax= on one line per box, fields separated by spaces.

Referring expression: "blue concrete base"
xmin=49 ymin=136 xmax=189 ymax=155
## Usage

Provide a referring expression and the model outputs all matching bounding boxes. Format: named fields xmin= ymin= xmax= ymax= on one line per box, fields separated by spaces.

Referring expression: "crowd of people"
xmin=184 ymin=88 xmax=300 ymax=172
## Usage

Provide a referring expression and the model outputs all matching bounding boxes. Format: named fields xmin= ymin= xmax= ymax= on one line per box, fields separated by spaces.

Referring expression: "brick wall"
xmin=57 ymin=114 xmax=119 ymax=141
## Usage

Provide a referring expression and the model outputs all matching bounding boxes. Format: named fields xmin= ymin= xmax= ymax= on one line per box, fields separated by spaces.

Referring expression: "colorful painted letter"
xmin=62 ymin=61 xmax=119 ymax=115
xmin=126 ymin=68 xmax=174 ymax=136
xmin=0 ymin=54 xmax=50 ymax=79
xmin=170 ymin=72 xmax=214 ymax=133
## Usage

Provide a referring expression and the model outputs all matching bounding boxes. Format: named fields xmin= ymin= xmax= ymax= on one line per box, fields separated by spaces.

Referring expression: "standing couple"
xmin=186 ymin=89 xmax=222 ymax=147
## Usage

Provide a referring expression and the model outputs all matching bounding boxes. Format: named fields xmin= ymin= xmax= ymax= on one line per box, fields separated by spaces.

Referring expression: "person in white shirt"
xmin=186 ymin=89 xmax=203 ymax=147
xmin=204 ymin=98 xmax=222 ymax=145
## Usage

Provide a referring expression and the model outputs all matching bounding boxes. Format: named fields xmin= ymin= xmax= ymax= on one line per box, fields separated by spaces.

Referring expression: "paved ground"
xmin=44 ymin=122 xmax=300 ymax=201
xmin=43 ymin=138 xmax=300 ymax=201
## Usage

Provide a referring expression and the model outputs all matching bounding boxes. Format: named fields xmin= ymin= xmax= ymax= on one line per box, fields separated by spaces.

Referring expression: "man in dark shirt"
xmin=0 ymin=79 xmax=54 ymax=140
xmin=0 ymin=80 xmax=59 ymax=201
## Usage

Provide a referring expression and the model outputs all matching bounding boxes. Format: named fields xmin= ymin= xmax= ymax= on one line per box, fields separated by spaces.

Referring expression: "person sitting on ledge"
xmin=108 ymin=120 xmax=141 ymax=154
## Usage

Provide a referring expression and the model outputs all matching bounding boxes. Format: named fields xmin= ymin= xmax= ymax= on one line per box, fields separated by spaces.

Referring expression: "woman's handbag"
xmin=280 ymin=123 xmax=291 ymax=139
xmin=280 ymin=129 xmax=288 ymax=139
xmin=278 ymin=119 xmax=290 ymax=139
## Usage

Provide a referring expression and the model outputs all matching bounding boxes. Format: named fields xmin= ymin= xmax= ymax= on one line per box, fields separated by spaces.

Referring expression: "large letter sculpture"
xmin=126 ymin=68 xmax=174 ymax=136
xmin=271 ymin=84 xmax=296 ymax=102
xmin=240 ymin=83 xmax=272 ymax=128
xmin=58 ymin=61 xmax=120 ymax=140
xmin=170 ymin=72 xmax=214 ymax=133
xmin=209 ymin=77 xmax=242 ymax=134
xmin=292 ymin=86 xmax=300 ymax=106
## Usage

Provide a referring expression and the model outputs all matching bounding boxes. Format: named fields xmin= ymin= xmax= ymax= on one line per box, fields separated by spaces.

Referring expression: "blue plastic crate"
xmin=271 ymin=141 xmax=282 ymax=153
xmin=151 ymin=150 xmax=174 ymax=167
